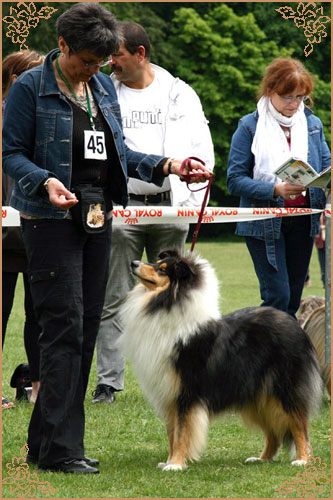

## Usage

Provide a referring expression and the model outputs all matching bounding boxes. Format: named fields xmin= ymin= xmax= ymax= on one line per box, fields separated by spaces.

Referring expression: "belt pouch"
xmin=70 ymin=184 xmax=107 ymax=233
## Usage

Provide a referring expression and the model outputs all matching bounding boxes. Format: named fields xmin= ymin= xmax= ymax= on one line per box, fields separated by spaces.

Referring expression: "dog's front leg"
xmin=157 ymin=412 xmax=176 ymax=469
xmin=162 ymin=417 xmax=187 ymax=471
xmin=160 ymin=404 xmax=208 ymax=471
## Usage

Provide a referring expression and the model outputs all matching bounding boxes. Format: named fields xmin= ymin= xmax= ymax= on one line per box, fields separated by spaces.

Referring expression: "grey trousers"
xmin=95 ymin=199 xmax=189 ymax=390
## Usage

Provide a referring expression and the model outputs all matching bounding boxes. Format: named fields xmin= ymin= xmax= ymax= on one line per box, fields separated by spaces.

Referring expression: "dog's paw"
xmin=291 ymin=459 xmax=307 ymax=467
xmin=244 ymin=457 xmax=264 ymax=464
xmin=157 ymin=462 xmax=167 ymax=469
xmin=162 ymin=463 xmax=186 ymax=471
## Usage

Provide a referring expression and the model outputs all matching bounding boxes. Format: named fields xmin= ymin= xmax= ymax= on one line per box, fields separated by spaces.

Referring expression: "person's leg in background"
xmin=94 ymin=223 xmax=146 ymax=403
xmin=282 ymin=215 xmax=314 ymax=317
xmin=245 ymin=235 xmax=291 ymax=312
xmin=23 ymin=272 xmax=41 ymax=403
xmin=2 ymin=271 xmax=18 ymax=408
xmin=81 ymin=222 xmax=112 ymax=396
xmin=94 ymin=199 xmax=189 ymax=404
xmin=2 ymin=271 xmax=18 ymax=348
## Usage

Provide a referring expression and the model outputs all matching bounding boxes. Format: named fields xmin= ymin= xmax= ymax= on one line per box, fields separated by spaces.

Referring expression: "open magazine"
xmin=274 ymin=158 xmax=331 ymax=189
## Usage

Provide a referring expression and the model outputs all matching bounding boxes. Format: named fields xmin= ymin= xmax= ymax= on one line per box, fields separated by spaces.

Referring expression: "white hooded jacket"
xmin=111 ymin=64 xmax=214 ymax=207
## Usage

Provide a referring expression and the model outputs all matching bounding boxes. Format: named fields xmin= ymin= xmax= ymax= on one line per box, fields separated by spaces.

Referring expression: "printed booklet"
xmin=274 ymin=158 xmax=331 ymax=189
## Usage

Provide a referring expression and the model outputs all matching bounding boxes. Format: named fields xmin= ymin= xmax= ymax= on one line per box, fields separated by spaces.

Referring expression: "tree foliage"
xmin=168 ymin=5 xmax=291 ymax=193
xmin=2 ymin=1 xmax=331 ymax=199
xmin=167 ymin=3 xmax=330 ymax=194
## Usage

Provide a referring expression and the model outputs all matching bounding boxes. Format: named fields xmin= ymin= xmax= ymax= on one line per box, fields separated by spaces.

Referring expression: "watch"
xmin=43 ymin=178 xmax=55 ymax=192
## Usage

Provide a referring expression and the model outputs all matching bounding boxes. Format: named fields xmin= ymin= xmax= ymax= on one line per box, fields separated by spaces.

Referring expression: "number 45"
xmin=87 ymin=134 xmax=105 ymax=154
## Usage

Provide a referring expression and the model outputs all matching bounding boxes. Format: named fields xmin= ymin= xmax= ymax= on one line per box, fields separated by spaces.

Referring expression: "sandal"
xmin=2 ymin=396 xmax=15 ymax=408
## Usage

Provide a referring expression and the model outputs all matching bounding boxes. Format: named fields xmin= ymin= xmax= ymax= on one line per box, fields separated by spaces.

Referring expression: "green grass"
xmin=2 ymin=236 xmax=331 ymax=498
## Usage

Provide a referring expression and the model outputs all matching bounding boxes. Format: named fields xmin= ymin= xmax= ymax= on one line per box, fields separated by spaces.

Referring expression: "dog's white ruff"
xmin=119 ymin=254 xmax=220 ymax=419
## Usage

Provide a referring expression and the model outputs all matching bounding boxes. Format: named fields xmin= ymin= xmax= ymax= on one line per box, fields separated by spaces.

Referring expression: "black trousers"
xmin=2 ymin=271 xmax=41 ymax=380
xmin=22 ymin=218 xmax=112 ymax=466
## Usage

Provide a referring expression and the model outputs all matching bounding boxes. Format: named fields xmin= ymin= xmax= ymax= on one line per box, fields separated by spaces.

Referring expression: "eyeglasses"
xmin=68 ymin=44 xmax=112 ymax=70
xmin=279 ymin=95 xmax=309 ymax=103
xmin=99 ymin=58 xmax=113 ymax=68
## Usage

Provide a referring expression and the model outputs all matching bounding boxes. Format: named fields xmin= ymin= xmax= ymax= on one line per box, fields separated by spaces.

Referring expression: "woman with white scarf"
xmin=227 ymin=58 xmax=330 ymax=317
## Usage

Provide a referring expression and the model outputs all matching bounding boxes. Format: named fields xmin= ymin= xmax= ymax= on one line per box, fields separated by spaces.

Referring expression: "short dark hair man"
xmin=93 ymin=22 xmax=214 ymax=404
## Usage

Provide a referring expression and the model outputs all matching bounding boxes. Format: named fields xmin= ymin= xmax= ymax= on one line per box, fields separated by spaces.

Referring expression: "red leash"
xmin=179 ymin=157 xmax=214 ymax=252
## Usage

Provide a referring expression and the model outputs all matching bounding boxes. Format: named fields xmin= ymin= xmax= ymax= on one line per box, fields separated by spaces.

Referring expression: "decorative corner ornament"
xmin=275 ymin=1 xmax=331 ymax=57
xmin=2 ymin=444 xmax=58 ymax=498
xmin=2 ymin=1 xmax=58 ymax=51
xmin=276 ymin=446 xmax=331 ymax=498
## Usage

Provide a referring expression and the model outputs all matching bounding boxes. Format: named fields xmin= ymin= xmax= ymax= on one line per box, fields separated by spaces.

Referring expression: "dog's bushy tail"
xmin=282 ymin=346 xmax=323 ymax=458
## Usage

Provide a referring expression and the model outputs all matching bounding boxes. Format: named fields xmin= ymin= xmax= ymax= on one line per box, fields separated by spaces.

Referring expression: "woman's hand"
xmin=165 ymin=158 xmax=213 ymax=183
xmin=274 ymin=182 xmax=305 ymax=200
xmin=44 ymin=178 xmax=78 ymax=209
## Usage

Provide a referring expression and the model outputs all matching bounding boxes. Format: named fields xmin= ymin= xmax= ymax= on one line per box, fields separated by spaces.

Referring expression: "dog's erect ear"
xmin=158 ymin=248 xmax=181 ymax=261
xmin=174 ymin=260 xmax=194 ymax=280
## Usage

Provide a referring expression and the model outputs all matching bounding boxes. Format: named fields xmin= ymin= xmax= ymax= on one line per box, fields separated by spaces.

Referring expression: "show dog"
xmin=119 ymin=249 xmax=322 ymax=471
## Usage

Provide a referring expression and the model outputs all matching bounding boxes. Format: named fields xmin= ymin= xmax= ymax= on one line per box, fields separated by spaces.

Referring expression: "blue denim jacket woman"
xmin=227 ymin=58 xmax=330 ymax=317
xmin=2 ymin=3 xmax=211 ymax=475
xmin=2 ymin=48 xmax=163 ymax=217
xmin=227 ymin=108 xmax=329 ymax=246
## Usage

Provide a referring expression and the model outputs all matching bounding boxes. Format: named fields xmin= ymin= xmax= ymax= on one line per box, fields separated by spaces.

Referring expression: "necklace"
xmin=55 ymin=53 xmax=83 ymax=100
xmin=55 ymin=53 xmax=95 ymax=130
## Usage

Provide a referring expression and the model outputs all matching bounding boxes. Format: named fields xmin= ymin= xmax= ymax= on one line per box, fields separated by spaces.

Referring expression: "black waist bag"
xmin=70 ymin=184 xmax=107 ymax=233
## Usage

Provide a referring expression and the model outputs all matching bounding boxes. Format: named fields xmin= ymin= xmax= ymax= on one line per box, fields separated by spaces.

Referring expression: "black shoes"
xmin=84 ymin=456 xmax=99 ymax=466
xmin=39 ymin=459 xmax=99 ymax=474
xmin=28 ymin=455 xmax=100 ymax=473
xmin=92 ymin=384 xmax=115 ymax=403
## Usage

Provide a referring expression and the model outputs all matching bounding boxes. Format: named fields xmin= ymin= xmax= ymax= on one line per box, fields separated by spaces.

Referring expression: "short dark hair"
xmin=56 ymin=2 xmax=121 ymax=58
xmin=119 ymin=22 xmax=151 ymax=60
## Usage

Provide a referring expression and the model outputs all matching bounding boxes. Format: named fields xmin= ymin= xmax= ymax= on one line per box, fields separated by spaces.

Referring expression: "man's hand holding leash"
xmin=165 ymin=157 xmax=213 ymax=183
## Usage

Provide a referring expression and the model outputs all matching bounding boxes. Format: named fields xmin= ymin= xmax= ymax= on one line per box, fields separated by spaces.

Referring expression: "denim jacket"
xmin=2 ymin=49 xmax=164 ymax=218
xmin=227 ymin=109 xmax=330 ymax=268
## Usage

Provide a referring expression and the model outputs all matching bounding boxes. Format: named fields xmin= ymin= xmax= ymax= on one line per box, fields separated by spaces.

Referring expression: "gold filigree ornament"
xmin=2 ymin=444 xmax=57 ymax=498
xmin=276 ymin=446 xmax=331 ymax=498
xmin=275 ymin=1 xmax=331 ymax=56
xmin=2 ymin=1 xmax=58 ymax=51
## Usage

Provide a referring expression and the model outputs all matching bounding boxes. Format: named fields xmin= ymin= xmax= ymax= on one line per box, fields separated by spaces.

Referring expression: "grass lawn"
xmin=2 ymin=235 xmax=331 ymax=498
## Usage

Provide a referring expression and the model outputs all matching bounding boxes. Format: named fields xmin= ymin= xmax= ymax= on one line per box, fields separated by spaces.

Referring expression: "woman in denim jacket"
xmin=227 ymin=58 xmax=330 ymax=318
xmin=2 ymin=3 xmax=211 ymax=475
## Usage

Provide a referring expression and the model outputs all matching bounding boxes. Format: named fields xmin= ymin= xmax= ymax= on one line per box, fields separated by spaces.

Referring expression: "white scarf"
xmin=251 ymin=96 xmax=308 ymax=182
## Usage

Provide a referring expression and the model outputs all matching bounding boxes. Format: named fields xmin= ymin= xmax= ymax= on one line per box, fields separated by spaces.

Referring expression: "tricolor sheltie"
xmin=119 ymin=249 xmax=322 ymax=471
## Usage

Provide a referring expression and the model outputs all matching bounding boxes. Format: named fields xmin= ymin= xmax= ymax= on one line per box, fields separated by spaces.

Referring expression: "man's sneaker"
xmin=91 ymin=384 xmax=115 ymax=404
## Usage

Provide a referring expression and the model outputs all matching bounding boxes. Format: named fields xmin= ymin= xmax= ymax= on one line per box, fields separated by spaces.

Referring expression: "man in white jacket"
xmin=92 ymin=22 xmax=214 ymax=403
